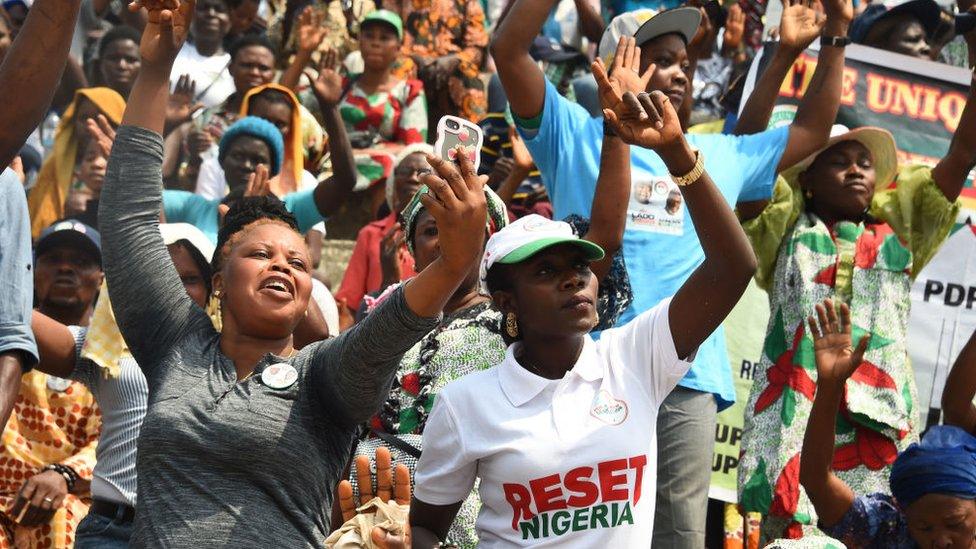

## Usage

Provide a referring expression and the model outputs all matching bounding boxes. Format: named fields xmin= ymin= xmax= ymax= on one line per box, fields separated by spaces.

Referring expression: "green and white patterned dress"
xmin=737 ymin=166 xmax=959 ymax=543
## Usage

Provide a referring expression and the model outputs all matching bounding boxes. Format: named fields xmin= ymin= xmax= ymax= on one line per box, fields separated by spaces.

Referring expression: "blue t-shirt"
xmin=162 ymin=189 xmax=325 ymax=244
xmin=518 ymin=79 xmax=789 ymax=408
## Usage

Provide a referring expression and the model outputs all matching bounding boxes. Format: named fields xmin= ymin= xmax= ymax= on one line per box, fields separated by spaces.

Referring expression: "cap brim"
xmin=36 ymin=233 xmax=101 ymax=264
xmin=498 ymin=237 xmax=605 ymax=265
xmin=783 ymin=127 xmax=898 ymax=188
xmin=633 ymin=7 xmax=702 ymax=47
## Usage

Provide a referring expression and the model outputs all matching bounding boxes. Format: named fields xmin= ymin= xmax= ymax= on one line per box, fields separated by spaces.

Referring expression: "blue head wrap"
xmin=218 ymin=116 xmax=284 ymax=177
xmin=890 ymin=425 xmax=976 ymax=509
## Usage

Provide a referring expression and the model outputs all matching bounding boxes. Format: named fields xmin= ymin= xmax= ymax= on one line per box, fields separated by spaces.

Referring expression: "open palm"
xmin=807 ymin=299 xmax=870 ymax=384
xmin=594 ymin=59 xmax=682 ymax=150
xmin=310 ymin=49 xmax=343 ymax=106
xmin=140 ymin=0 xmax=194 ymax=65
xmin=297 ymin=6 xmax=327 ymax=53
xmin=779 ymin=0 xmax=825 ymax=53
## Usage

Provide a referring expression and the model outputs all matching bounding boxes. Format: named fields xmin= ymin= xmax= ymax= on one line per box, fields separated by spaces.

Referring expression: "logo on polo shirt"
xmin=502 ymin=454 xmax=648 ymax=540
xmin=590 ymin=390 xmax=628 ymax=425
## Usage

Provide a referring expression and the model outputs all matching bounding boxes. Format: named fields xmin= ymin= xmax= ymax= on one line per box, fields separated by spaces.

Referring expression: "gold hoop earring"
xmin=214 ymin=289 xmax=222 ymax=299
xmin=505 ymin=313 xmax=519 ymax=338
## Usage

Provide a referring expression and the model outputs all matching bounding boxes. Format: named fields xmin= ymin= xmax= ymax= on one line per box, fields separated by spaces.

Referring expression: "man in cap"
xmin=33 ymin=220 xmax=103 ymax=327
xmin=491 ymin=0 xmax=853 ymax=545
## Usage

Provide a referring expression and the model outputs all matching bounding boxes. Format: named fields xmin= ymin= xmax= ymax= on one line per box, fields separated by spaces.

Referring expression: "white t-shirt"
xmin=414 ymin=299 xmax=693 ymax=547
xmin=170 ymin=43 xmax=235 ymax=109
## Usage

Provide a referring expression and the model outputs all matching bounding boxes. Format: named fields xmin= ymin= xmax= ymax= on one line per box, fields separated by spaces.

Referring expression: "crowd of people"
xmin=0 ymin=0 xmax=975 ymax=546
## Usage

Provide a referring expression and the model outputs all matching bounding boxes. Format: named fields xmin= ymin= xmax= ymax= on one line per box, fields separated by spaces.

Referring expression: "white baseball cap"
xmin=160 ymin=223 xmax=216 ymax=263
xmin=479 ymin=215 xmax=604 ymax=293
xmin=598 ymin=7 xmax=702 ymax=66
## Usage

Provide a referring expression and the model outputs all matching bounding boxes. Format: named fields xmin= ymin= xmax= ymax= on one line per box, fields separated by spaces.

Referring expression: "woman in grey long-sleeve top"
xmin=96 ymin=5 xmax=489 ymax=546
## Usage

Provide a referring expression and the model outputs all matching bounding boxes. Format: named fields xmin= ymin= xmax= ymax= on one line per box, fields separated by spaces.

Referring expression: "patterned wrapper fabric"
xmin=339 ymin=77 xmax=428 ymax=190
xmin=0 ymin=372 xmax=101 ymax=548
xmin=737 ymin=166 xmax=959 ymax=543
xmin=382 ymin=0 xmax=488 ymax=122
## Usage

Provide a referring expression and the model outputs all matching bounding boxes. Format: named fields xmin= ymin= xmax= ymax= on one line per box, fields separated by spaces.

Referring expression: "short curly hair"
xmin=212 ymin=196 xmax=301 ymax=271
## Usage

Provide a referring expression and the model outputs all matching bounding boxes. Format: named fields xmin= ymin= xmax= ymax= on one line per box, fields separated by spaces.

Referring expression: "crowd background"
xmin=0 ymin=0 xmax=975 ymax=546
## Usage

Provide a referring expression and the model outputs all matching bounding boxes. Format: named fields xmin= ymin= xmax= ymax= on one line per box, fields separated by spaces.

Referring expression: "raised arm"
xmin=99 ymin=0 xmax=209 ymax=366
xmin=574 ymin=0 xmax=604 ymax=45
xmin=307 ymin=51 xmax=357 ymax=218
xmin=931 ymin=72 xmax=976 ymax=201
xmin=799 ymin=300 xmax=870 ymax=527
xmin=603 ymin=86 xmax=757 ymax=359
xmin=586 ymin=56 xmax=639 ymax=282
xmin=941 ymin=328 xmax=976 ymax=433
xmin=490 ymin=0 xmax=556 ymax=119
xmin=734 ymin=0 xmax=825 ymax=136
xmin=279 ymin=6 xmax=325 ymax=93
xmin=775 ymin=0 xmax=852 ymax=172
xmin=310 ymin=149 xmax=489 ymax=427
xmin=0 ymin=0 xmax=83 ymax=167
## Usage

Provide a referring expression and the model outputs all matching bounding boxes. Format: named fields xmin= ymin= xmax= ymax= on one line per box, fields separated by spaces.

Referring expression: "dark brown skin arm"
xmin=733 ymin=46 xmax=800 ymax=136
xmin=663 ymin=138 xmax=757 ymax=358
xmin=799 ymin=376 xmax=855 ymax=526
xmin=584 ymin=133 xmax=629 ymax=282
xmin=311 ymin=97 xmax=357 ymax=218
xmin=409 ymin=499 xmax=464 ymax=548
xmin=30 ymin=311 xmax=78 ymax=379
xmin=775 ymin=0 xmax=852 ymax=172
xmin=931 ymin=74 xmax=976 ymax=201
xmin=51 ymin=56 xmax=89 ymax=113
xmin=799 ymin=301 xmax=867 ymax=528
xmin=0 ymin=0 xmax=83 ymax=167
xmin=0 ymin=355 xmax=22 ymax=428
xmin=573 ymin=0 xmax=604 ymax=44
xmin=490 ymin=0 xmax=554 ymax=119
xmin=941 ymin=328 xmax=976 ymax=434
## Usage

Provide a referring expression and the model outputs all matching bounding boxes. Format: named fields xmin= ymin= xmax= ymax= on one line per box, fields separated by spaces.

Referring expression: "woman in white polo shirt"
xmin=405 ymin=62 xmax=760 ymax=547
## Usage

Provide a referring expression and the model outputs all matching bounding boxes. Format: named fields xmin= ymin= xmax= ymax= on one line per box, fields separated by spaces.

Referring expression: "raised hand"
xmin=595 ymin=59 xmax=683 ymax=151
xmin=723 ymin=4 xmax=746 ymax=52
xmin=779 ymin=0 xmax=826 ymax=54
xmin=820 ymin=0 xmax=854 ymax=30
xmin=243 ymin=164 xmax=271 ymax=197
xmin=807 ymin=299 xmax=870 ymax=386
xmin=139 ymin=0 xmax=195 ymax=66
xmin=686 ymin=2 xmax=717 ymax=61
xmin=296 ymin=5 xmax=327 ymax=54
xmin=167 ymin=74 xmax=202 ymax=125
xmin=379 ymin=222 xmax=405 ymax=285
xmin=605 ymin=36 xmax=656 ymax=97
xmin=419 ymin=147 xmax=488 ymax=276
xmin=128 ymin=0 xmax=180 ymax=13
xmin=86 ymin=114 xmax=117 ymax=157
xmin=308 ymin=49 xmax=343 ymax=107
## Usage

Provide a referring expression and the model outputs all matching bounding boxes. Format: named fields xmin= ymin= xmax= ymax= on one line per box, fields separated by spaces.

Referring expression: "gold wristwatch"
xmin=670 ymin=148 xmax=704 ymax=187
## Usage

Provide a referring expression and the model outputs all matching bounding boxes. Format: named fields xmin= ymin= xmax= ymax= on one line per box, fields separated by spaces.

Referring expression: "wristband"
xmin=43 ymin=464 xmax=78 ymax=492
xmin=820 ymin=35 xmax=851 ymax=48
xmin=670 ymin=148 xmax=705 ymax=187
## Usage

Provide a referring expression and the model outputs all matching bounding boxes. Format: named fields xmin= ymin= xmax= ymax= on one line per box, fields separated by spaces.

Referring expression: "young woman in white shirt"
xmin=401 ymin=57 xmax=760 ymax=547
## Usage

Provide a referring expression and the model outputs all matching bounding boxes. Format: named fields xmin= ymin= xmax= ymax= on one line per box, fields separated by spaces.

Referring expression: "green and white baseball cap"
xmin=361 ymin=9 xmax=403 ymax=41
xmin=480 ymin=214 xmax=604 ymax=292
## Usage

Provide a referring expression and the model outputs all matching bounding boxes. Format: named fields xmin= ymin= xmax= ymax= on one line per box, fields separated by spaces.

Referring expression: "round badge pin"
xmin=261 ymin=363 xmax=298 ymax=390
xmin=47 ymin=376 xmax=72 ymax=392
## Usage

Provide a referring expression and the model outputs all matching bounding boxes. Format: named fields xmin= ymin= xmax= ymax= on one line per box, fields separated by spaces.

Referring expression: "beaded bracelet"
xmin=43 ymin=464 xmax=78 ymax=493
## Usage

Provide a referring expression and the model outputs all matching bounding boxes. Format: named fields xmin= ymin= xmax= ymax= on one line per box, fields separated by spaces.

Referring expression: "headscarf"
xmin=401 ymin=184 xmax=509 ymax=255
xmin=27 ymin=87 xmax=126 ymax=238
xmin=386 ymin=143 xmax=434 ymax=208
xmin=81 ymin=223 xmax=215 ymax=379
xmin=889 ymin=425 xmax=976 ymax=509
xmin=218 ymin=116 xmax=285 ymax=177
xmin=239 ymin=83 xmax=306 ymax=193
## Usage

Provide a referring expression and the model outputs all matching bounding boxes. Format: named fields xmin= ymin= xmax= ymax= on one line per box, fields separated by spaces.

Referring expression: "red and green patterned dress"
xmin=338 ymin=77 xmax=428 ymax=190
xmin=737 ymin=166 xmax=959 ymax=543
